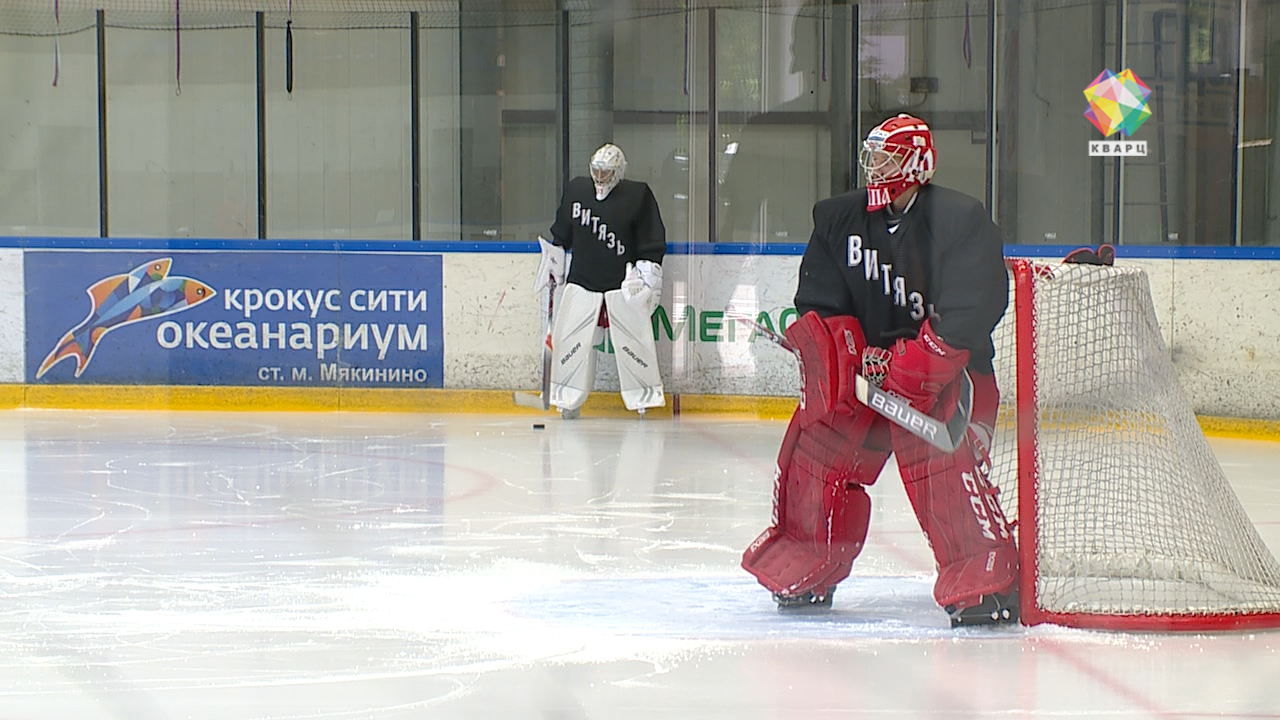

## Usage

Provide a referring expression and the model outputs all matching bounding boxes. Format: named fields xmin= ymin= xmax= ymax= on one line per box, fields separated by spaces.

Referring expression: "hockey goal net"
xmin=988 ymin=259 xmax=1280 ymax=630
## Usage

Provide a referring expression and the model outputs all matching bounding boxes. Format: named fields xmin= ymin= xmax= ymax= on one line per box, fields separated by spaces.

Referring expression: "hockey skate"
xmin=946 ymin=590 xmax=1019 ymax=627
xmin=773 ymin=587 xmax=834 ymax=612
xmin=560 ymin=407 xmax=581 ymax=420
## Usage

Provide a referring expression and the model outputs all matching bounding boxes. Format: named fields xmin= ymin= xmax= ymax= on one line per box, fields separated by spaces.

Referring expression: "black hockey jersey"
xmin=550 ymin=177 xmax=667 ymax=293
xmin=793 ymin=184 xmax=1007 ymax=374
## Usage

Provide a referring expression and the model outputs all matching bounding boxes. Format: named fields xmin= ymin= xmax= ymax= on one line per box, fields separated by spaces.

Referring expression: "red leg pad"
xmin=892 ymin=372 xmax=1018 ymax=610
xmin=742 ymin=407 xmax=889 ymax=597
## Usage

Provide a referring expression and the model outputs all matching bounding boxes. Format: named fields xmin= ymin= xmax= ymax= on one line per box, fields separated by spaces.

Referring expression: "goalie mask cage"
xmin=989 ymin=259 xmax=1280 ymax=631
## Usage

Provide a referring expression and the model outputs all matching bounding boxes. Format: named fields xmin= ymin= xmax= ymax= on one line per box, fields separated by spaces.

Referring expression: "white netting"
xmin=989 ymin=261 xmax=1280 ymax=625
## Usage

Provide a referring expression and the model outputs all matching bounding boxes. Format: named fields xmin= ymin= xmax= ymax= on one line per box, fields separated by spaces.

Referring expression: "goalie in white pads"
xmin=533 ymin=143 xmax=668 ymax=418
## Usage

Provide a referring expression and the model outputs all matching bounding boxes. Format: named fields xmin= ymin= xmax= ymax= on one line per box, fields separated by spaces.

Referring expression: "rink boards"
xmin=0 ymin=240 xmax=1277 ymax=423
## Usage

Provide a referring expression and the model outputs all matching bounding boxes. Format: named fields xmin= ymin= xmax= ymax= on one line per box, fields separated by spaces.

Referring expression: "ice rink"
xmin=1 ymin=408 xmax=1278 ymax=719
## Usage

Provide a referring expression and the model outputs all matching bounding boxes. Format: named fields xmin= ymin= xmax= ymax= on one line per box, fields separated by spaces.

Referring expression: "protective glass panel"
xmin=0 ymin=28 xmax=101 ymax=237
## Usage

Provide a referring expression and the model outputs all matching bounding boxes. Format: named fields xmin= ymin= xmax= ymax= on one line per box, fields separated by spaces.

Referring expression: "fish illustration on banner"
xmin=36 ymin=257 xmax=218 ymax=379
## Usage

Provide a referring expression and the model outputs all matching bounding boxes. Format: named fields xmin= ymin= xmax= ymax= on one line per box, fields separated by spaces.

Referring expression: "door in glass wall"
xmin=454 ymin=6 xmax=559 ymax=242
xmin=265 ymin=16 xmax=411 ymax=241
xmin=608 ymin=6 xmax=707 ymax=245
xmin=498 ymin=20 xmax=558 ymax=242
xmin=1119 ymin=0 xmax=1239 ymax=246
xmin=0 ymin=23 xmax=99 ymax=237
xmin=107 ymin=16 xmax=257 ymax=239
xmin=999 ymin=0 xmax=1102 ymax=246
xmin=717 ymin=3 xmax=851 ymax=246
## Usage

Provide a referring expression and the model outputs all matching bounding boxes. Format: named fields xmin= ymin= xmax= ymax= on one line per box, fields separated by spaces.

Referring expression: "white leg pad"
xmin=549 ymin=284 xmax=604 ymax=411
xmin=604 ymin=289 xmax=665 ymax=411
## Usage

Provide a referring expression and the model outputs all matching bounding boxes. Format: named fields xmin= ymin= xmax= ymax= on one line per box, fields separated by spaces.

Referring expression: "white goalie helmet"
xmin=589 ymin=143 xmax=627 ymax=200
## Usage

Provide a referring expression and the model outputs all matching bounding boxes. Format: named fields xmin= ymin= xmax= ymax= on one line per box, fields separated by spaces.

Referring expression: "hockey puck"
xmin=532 ymin=423 xmax=546 ymax=430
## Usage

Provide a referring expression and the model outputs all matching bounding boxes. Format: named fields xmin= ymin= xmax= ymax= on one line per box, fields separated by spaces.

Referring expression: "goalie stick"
xmin=513 ymin=275 xmax=557 ymax=411
xmin=729 ymin=313 xmax=973 ymax=453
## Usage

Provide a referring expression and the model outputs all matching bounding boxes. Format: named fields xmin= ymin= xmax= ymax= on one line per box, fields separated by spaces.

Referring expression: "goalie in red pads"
xmin=741 ymin=114 xmax=1019 ymax=626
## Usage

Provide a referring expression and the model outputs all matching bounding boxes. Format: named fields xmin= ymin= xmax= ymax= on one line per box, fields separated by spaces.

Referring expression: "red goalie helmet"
xmin=859 ymin=114 xmax=936 ymax=211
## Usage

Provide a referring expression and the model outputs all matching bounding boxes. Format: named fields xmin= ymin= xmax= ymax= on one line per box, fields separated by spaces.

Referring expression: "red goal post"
xmin=993 ymin=258 xmax=1280 ymax=631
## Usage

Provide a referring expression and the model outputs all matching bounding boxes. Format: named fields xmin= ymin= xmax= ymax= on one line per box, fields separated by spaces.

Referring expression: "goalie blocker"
xmin=729 ymin=312 xmax=972 ymax=453
xmin=742 ymin=312 xmax=1018 ymax=624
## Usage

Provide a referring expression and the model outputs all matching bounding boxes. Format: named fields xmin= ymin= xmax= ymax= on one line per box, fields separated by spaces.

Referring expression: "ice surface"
xmin=0 ymin=410 xmax=1277 ymax=719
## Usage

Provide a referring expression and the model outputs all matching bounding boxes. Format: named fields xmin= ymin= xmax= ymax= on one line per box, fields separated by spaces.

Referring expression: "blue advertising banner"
xmin=25 ymin=251 xmax=444 ymax=388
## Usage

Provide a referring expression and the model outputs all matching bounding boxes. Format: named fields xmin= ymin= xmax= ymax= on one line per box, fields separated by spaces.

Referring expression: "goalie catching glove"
xmin=621 ymin=260 xmax=663 ymax=316
xmin=1063 ymin=243 xmax=1115 ymax=266
xmin=533 ymin=236 xmax=566 ymax=292
xmin=862 ymin=319 xmax=969 ymax=415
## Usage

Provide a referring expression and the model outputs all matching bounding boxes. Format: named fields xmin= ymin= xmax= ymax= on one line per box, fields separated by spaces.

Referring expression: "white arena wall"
xmin=443 ymin=252 xmax=1280 ymax=420
xmin=0 ymin=249 xmax=24 ymax=383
